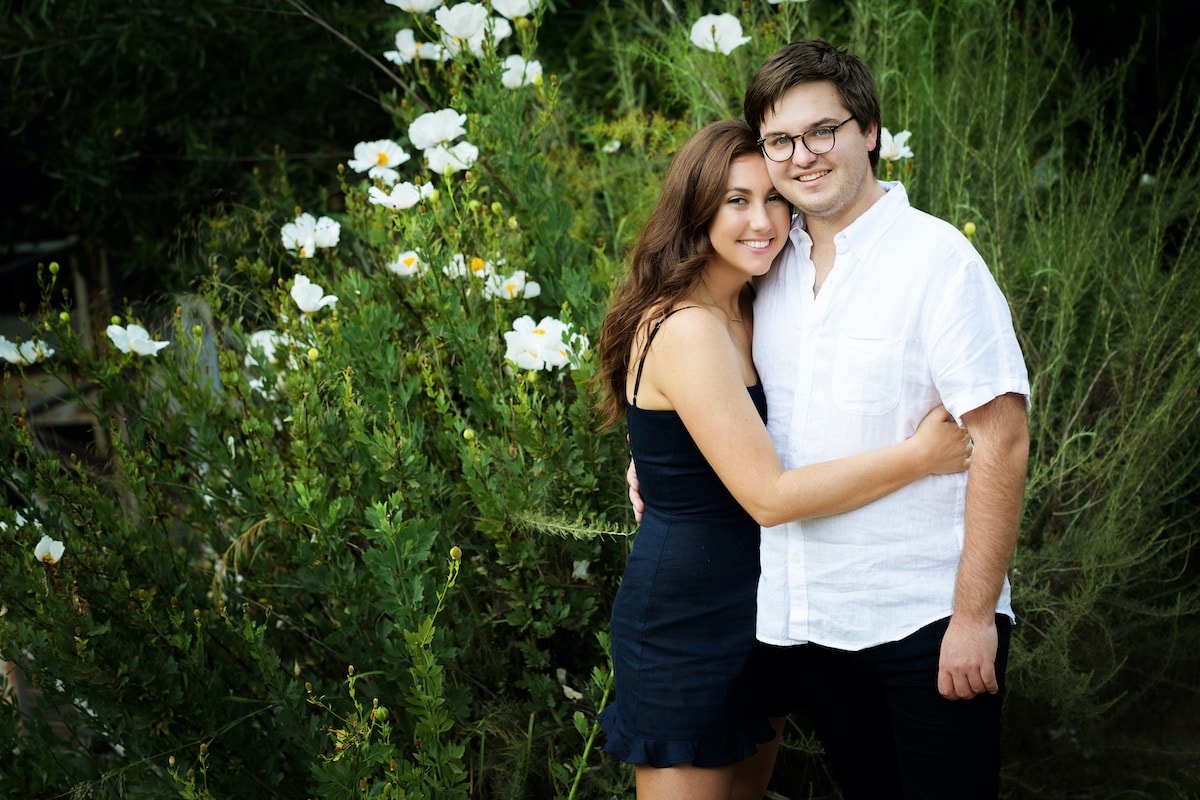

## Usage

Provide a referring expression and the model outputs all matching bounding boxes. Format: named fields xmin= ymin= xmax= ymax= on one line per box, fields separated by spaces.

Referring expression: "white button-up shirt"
xmin=753 ymin=182 xmax=1029 ymax=650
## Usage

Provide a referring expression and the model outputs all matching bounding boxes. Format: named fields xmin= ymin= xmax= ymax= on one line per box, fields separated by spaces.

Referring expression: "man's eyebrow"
xmin=762 ymin=117 xmax=843 ymax=134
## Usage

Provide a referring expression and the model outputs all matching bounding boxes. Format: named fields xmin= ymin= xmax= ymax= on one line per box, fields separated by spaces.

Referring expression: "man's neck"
xmin=805 ymin=180 xmax=887 ymax=248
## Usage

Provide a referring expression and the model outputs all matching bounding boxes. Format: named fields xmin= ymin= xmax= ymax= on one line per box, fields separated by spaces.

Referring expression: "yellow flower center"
xmin=376 ymin=151 xmax=389 ymax=166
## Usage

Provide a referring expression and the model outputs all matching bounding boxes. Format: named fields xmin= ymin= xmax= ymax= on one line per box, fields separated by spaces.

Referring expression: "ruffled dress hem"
xmin=596 ymin=705 xmax=776 ymax=769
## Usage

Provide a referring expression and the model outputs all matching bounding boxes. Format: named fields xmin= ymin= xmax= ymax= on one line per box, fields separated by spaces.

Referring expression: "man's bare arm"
xmin=938 ymin=392 xmax=1029 ymax=700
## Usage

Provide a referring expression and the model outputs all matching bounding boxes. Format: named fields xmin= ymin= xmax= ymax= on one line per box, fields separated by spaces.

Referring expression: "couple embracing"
xmin=594 ymin=38 xmax=1030 ymax=800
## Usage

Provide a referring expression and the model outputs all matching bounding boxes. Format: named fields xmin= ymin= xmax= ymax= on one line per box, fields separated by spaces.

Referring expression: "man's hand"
xmin=937 ymin=615 xmax=999 ymax=700
xmin=627 ymin=458 xmax=644 ymax=524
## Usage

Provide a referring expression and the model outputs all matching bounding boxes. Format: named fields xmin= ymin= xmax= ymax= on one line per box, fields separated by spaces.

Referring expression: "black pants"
xmin=761 ymin=615 xmax=1012 ymax=800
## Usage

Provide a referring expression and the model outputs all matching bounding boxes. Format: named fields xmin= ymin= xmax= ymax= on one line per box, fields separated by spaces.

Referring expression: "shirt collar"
xmin=790 ymin=180 xmax=910 ymax=254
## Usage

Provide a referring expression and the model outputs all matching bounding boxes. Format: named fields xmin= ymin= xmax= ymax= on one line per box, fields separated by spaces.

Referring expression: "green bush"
xmin=2 ymin=1 xmax=1198 ymax=798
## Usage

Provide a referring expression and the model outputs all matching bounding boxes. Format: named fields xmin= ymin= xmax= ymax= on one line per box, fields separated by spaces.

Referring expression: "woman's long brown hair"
xmin=594 ymin=119 xmax=763 ymax=429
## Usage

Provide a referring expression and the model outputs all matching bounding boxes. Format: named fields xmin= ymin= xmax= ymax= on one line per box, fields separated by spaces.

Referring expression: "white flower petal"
xmin=290 ymin=274 xmax=338 ymax=314
xmin=33 ymin=535 xmax=65 ymax=565
xmin=689 ymin=13 xmax=750 ymax=55
xmin=408 ymin=108 xmax=468 ymax=151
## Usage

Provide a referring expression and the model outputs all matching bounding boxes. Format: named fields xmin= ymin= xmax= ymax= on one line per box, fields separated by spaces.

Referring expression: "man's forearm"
xmin=954 ymin=393 xmax=1029 ymax=619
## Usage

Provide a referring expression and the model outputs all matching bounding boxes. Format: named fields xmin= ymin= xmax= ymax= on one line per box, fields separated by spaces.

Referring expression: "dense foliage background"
xmin=2 ymin=1 xmax=1198 ymax=798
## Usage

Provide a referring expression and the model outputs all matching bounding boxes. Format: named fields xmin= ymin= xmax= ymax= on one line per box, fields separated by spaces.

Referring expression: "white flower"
xmin=416 ymin=40 xmax=452 ymax=61
xmin=601 ymin=139 xmax=621 ymax=154
xmin=503 ymin=315 xmax=585 ymax=371
xmin=386 ymin=250 xmax=425 ymax=277
xmin=384 ymin=0 xmax=444 ymax=11
xmin=107 ymin=324 xmax=170 ymax=356
xmin=430 ymin=3 xmax=511 ymax=57
xmin=33 ymin=535 xmax=65 ymax=565
xmin=243 ymin=330 xmax=295 ymax=397
xmin=281 ymin=213 xmax=340 ymax=258
xmin=1 ymin=511 xmax=40 ymax=533
xmin=501 ymin=55 xmax=542 ymax=88
xmin=443 ymin=254 xmax=500 ymax=279
xmin=571 ymin=559 xmax=590 ymax=580
xmin=347 ymin=139 xmax=410 ymax=185
xmin=425 ymin=140 xmax=479 ymax=174
xmin=689 ymin=13 xmax=750 ymax=55
xmin=290 ymin=274 xmax=338 ymax=314
xmin=368 ymin=180 xmax=435 ymax=210
xmin=0 ymin=335 xmax=55 ymax=365
xmin=243 ymin=330 xmax=287 ymax=369
xmin=434 ymin=3 xmax=488 ymax=41
xmin=483 ymin=270 xmax=541 ymax=300
xmin=478 ymin=16 xmax=513 ymax=53
xmin=384 ymin=29 xmax=450 ymax=65
xmin=492 ymin=0 xmax=539 ymax=18
xmin=384 ymin=29 xmax=418 ymax=65
xmin=879 ymin=128 xmax=913 ymax=161
xmin=442 ymin=253 xmax=468 ymax=278
xmin=408 ymin=108 xmax=468 ymax=151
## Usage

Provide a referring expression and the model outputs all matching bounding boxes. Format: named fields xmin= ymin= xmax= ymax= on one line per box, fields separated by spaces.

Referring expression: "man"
xmin=630 ymin=38 xmax=1029 ymax=799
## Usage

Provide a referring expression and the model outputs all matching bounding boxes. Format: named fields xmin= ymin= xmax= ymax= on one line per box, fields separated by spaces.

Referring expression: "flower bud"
xmin=49 ymin=262 xmax=60 ymax=275
xmin=59 ymin=311 xmax=70 ymax=323
xmin=490 ymin=201 xmax=503 ymax=215
xmin=462 ymin=428 xmax=475 ymax=441
xmin=307 ymin=347 xmax=319 ymax=362
xmin=962 ymin=221 xmax=977 ymax=240
xmin=450 ymin=545 xmax=462 ymax=561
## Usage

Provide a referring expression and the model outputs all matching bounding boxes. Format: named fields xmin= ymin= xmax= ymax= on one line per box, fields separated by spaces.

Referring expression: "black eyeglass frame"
xmin=756 ymin=116 xmax=857 ymax=162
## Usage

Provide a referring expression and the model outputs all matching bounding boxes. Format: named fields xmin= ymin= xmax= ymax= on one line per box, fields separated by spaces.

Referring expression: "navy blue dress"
xmin=599 ymin=311 xmax=774 ymax=768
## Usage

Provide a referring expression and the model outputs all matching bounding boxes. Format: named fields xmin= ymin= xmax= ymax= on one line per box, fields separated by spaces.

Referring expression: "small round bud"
xmin=59 ymin=311 xmax=71 ymax=323
xmin=111 ymin=315 xmax=122 ymax=325
xmin=307 ymin=347 xmax=319 ymax=362
xmin=192 ymin=325 xmax=202 ymax=337
xmin=490 ymin=201 xmax=503 ymax=215
xmin=450 ymin=545 xmax=462 ymax=561
xmin=962 ymin=221 xmax=977 ymax=239
xmin=462 ymin=428 xmax=475 ymax=441
xmin=49 ymin=262 xmax=60 ymax=275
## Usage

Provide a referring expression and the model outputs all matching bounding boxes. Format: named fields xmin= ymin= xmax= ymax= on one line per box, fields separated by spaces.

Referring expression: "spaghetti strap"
xmin=631 ymin=306 xmax=700 ymax=408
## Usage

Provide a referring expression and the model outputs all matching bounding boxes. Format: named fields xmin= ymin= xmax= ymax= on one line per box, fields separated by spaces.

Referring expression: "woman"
xmin=594 ymin=120 xmax=971 ymax=800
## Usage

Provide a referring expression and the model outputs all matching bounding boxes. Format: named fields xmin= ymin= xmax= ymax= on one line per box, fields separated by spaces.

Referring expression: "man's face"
xmin=758 ymin=80 xmax=879 ymax=228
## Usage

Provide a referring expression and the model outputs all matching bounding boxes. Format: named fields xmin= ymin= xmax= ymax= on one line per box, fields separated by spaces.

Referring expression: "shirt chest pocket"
xmin=832 ymin=336 xmax=905 ymax=415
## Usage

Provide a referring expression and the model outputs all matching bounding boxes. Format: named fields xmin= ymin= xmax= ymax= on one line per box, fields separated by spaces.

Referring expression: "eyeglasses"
xmin=756 ymin=116 xmax=856 ymax=162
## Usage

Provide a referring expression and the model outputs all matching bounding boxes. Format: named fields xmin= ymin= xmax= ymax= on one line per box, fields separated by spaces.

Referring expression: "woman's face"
xmin=706 ymin=154 xmax=791 ymax=280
